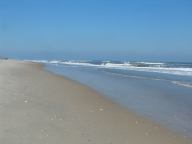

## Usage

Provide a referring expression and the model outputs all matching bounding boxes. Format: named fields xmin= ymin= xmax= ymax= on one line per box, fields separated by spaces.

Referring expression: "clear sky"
xmin=0 ymin=0 xmax=192 ymax=61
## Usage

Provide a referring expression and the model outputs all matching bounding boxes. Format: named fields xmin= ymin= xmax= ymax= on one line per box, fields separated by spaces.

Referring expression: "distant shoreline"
xmin=0 ymin=57 xmax=8 ymax=60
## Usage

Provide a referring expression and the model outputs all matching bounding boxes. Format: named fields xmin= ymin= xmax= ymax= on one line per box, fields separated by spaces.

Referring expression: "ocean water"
xmin=29 ymin=60 xmax=192 ymax=137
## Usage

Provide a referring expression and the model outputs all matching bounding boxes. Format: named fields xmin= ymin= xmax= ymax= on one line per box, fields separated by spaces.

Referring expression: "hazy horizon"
xmin=0 ymin=0 xmax=192 ymax=62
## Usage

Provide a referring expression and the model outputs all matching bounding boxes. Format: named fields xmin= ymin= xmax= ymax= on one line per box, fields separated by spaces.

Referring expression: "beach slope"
xmin=0 ymin=60 xmax=191 ymax=144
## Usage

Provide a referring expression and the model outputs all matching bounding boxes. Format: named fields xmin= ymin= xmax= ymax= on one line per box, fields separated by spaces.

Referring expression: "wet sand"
xmin=0 ymin=60 xmax=191 ymax=144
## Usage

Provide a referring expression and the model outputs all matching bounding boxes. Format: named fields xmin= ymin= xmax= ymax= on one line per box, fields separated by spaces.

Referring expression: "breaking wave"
xmin=27 ymin=60 xmax=192 ymax=77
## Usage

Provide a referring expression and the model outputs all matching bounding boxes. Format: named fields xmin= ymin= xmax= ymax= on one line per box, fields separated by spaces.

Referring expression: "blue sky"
xmin=0 ymin=0 xmax=192 ymax=61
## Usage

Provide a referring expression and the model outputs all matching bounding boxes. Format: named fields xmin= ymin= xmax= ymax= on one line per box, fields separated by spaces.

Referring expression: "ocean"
xmin=28 ymin=60 xmax=192 ymax=137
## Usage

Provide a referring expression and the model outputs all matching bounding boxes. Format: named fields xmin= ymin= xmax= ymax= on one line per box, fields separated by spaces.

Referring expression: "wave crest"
xmin=27 ymin=60 xmax=192 ymax=76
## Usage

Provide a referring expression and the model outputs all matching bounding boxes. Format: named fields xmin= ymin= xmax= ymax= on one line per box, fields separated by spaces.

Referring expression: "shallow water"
xmin=45 ymin=64 xmax=192 ymax=138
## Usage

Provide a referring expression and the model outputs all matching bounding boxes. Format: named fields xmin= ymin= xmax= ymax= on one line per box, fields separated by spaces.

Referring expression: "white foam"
xmin=96 ymin=63 xmax=192 ymax=76
xmin=25 ymin=60 xmax=49 ymax=63
xmin=120 ymin=67 xmax=192 ymax=76
xmin=139 ymin=62 xmax=165 ymax=65
xmin=60 ymin=61 xmax=99 ymax=67
xmin=171 ymin=81 xmax=192 ymax=88
xmin=26 ymin=60 xmax=192 ymax=77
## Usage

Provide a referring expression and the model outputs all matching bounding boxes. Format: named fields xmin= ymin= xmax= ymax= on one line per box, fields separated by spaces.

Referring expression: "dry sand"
xmin=0 ymin=60 xmax=191 ymax=144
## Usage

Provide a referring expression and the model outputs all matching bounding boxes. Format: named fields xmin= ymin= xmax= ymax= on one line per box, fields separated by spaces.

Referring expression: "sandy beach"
xmin=0 ymin=60 xmax=191 ymax=144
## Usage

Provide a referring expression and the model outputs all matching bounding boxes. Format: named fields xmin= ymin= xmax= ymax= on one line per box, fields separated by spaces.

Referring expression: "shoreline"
xmin=0 ymin=60 xmax=191 ymax=144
